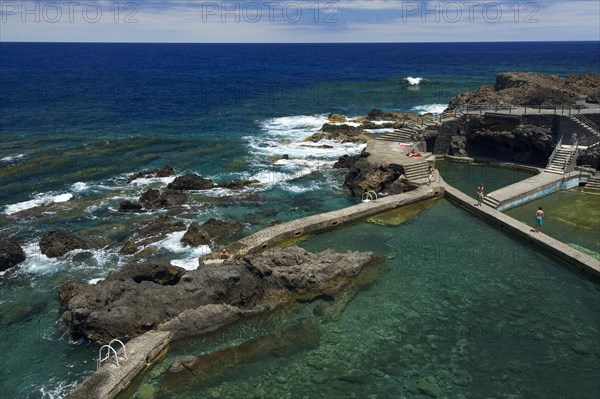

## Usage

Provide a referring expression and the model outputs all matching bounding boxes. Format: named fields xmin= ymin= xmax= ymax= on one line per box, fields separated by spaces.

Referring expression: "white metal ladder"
xmin=361 ymin=190 xmax=378 ymax=203
xmin=97 ymin=339 xmax=127 ymax=369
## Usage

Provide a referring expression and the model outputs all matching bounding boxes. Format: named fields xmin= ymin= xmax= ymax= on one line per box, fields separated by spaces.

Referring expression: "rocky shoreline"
xmin=1 ymin=71 xmax=599 ymax=347
xmin=58 ymin=246 xmax=377 ymax=342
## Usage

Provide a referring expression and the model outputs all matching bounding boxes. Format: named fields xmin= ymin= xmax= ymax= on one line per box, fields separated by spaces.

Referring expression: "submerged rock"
xmin=0 ymin=239 xmax=26 ymax=272
xmin=163 ymin=319 xmax=320 ymax=386
xmin=216 ymin=179 xmax=260 ymax=190
xmin=59 ymin=246 xmax=374 ymax=341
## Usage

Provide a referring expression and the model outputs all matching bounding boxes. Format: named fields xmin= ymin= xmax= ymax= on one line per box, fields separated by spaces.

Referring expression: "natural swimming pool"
xmin=505 ymin=187 xmax=600 ymax=260
xmin=129 ymin=199 xmax=600 ymax=399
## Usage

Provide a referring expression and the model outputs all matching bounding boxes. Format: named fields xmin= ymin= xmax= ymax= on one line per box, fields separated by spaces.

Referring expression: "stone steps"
xmin=378 ymin=127 xmax=414 ymax=143
xmin=403 ymin=162 xmax=429 ymax=183
xmin=585 ymin=175 xmax=600 ymax=190
xmin=482 ymin=196 xmax=500 ymax=208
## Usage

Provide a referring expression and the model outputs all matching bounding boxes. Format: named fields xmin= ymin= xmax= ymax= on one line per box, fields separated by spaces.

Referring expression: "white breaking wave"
xmin=16 ymin=242 xmax=115 ymax=276
xmin=150 ymin=231 xmax=211 ymax=271
xmin=364 ymin=128 xmax=396 ymax=134
xmin=412 ymin=104 xmax=447 ymax=115
xmin=259 ymin=115 xmax=328 ymax=136
xmin=405 ymin=76 xmax=424 ymax=85
xmin=4 ymin=192 xmax=73 ymax=215
xmin=127 ymin=175 xmax=177 ymax=186
xmin=1 ymin=154 xmax=25 ymax=163
xmin=244 ymin=114 xmax=365 ymax=192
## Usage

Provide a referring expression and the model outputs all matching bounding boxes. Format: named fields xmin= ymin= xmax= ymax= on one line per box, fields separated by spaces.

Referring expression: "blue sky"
xmin=1 ymin=0 xmax=599 ymax=42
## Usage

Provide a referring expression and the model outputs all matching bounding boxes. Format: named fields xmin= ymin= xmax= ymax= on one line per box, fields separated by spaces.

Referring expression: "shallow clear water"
xmin=131 ymin=199 xmax=600 ymax=399
xmin=505 ymin=188 xmax=600 ymax=259
xmin=435 ymin=160 xmax=536 ymax=199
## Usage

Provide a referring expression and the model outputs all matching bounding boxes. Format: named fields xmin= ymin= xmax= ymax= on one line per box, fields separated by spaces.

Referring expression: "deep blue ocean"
xmin=1 ymin=42 xmax=599 ymax=398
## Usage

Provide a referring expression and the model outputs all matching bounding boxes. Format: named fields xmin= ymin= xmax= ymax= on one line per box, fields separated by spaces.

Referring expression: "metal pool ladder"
xmin=362 ymin=191 xmax=378 ymax=203
xmin=97 ymin=339 xmax=127 ymax=369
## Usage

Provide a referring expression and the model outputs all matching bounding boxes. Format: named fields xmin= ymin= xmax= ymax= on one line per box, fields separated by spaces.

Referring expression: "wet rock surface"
xmin=39 ymin=230 xmax=92 ymax=258
xmin=167 ymin=173 xmax=215 ymax=190
xmin=59 ymin=246 xmax=374 ymax=341
xmin=343 ymin=158 xmax=403 ymax=197
xmin=0 ymin=239 xmax=26 ymax=272
xmin=138 ymin=188 xmax=187 ymax=210
xmin=119 ymin=216 xmax=187 ymax=256
xmin=180 ymin=218 xmax=243 ymax=248
xmin=128 ymin=165 xmax=177 ymax=183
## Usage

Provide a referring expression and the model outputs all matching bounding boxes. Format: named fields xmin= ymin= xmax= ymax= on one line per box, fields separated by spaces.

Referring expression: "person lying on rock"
xmin=220 ymin=248 xmax=230 ymax=260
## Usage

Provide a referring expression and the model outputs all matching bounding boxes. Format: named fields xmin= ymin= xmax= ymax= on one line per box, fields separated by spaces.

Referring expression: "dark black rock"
xmin=167 ymin=173 xmax=215 ymax=190
xmin=39 ymin=230 xmax=90 ymax=258
xmin=181 ymin=219 xmax=243 ymax=248
xmin=128 ymin=165 xmax=176 ymax=183
xmin=0 ymin=240 xmax=26 ymax=272
xmin=118 ymin=200 xmax=143 ymax=212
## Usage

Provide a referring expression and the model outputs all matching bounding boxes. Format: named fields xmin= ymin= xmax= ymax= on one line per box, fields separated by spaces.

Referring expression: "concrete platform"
xmin=365 ymin=140 xmax=431 ymax=167
xmin=65 ymin=331 xmax=170 ymax=399
xmin=484 ymin=170 xmax=581 ymax=211
xmin=203 ymin=183 xmax=444 ymax=262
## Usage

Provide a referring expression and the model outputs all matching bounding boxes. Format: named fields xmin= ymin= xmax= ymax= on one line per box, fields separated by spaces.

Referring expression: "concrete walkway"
xmin=65 ymin=331 xmax=170 ymax=399
xmin=204 ymin=183 xmax=444 ymax=262
xmin=483 ymin=170 xmax=581 ymax=210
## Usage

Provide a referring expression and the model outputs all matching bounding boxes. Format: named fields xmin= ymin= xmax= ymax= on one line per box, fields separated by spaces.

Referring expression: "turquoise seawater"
xmin=129 ymin=200 xmax=600 ymax=399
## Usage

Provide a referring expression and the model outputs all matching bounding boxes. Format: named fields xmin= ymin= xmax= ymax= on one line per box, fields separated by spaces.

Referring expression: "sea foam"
xmin=4 ymin=193 xmax=73 ymax=215
xmin=405 ymin=76 xmax=424 ymax=85
xmin=411 ymin=104 xmax=447 ymax=115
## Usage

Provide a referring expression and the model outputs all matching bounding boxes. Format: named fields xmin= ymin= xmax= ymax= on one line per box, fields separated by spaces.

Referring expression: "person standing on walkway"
xmin=534 ymin=207 xmax=544 ymax=232
xmin=427 ymin=165 xmax=434 ymax=185
xmin=571 ymin=132 xmax=577 ymax=145
xmin=477 ymin=183 xmax=484 ymax=206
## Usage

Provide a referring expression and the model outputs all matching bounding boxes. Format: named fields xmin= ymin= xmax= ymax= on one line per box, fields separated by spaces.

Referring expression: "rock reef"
xmin=59 ymin=246 xmax=375 ymax=341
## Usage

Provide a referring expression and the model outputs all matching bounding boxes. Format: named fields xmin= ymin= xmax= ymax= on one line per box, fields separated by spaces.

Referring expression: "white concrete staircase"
xmin=378 ymin=127 xmax=415 ymax=143
xmin=585 ymin=174 xmax=600 ymax=190
xmin=546 ymin=145 xmax=573 ymax=174
xmin=403 ymin=161 xmax=429 ymax=183
xmin=570 ymin=114 xmax=599 ymax=135
xmin=482 ymin=196 xmax=500 ymax=209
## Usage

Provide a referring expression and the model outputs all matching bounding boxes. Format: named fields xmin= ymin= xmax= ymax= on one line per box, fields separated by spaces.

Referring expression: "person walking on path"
xmin=534 ymin=207 xmax=544 ymax=232
xmin=571 ymin=132 xmax=577 ymax=145
xmin=476 ymin=183 xmax=484 ymax=206
xmin=427 ymin=165 xmax=434 ymax=185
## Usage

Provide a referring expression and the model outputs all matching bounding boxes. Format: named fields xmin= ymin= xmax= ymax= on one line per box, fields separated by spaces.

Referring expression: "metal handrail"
xmin=98 ymin=345 xmax=120 ymax=369
xmin=547 ymin=137 xmax=563 ymax=168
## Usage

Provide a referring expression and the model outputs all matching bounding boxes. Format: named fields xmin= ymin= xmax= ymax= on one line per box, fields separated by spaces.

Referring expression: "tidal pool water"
xmin=435 ymin=160 xmax=536 ymax=201
xmin=505 ymin=188 xmax=600 ymax=259
xmin=130 ymin=199 xmax=600 ymax=399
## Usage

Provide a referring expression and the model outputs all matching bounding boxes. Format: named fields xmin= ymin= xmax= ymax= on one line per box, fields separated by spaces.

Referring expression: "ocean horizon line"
xmin=2 ymin=39 xmax=599 ymax=45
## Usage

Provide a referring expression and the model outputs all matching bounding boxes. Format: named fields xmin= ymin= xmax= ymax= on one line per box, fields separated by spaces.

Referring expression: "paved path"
xmin=65 ymin=331 xmax=170 ymax=399
xmin=204 ymin=183 xmax=444 ymax=262
xmin=483 ymin=170 xmax=583 ymax=210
